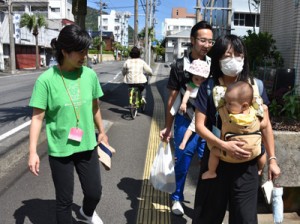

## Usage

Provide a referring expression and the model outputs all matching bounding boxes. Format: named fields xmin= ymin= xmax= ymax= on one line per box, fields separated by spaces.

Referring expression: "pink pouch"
xmin=68 ymin=127 xmax=83 ymax=142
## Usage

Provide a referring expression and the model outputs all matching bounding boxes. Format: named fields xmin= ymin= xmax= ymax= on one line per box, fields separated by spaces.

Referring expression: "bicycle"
xmin=128 ymin=86 xmax=146 ymax=119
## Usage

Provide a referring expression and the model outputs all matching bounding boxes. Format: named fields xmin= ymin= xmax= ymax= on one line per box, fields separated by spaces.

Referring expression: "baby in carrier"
xmin=202 ymin=81 xmax=267 ymax=179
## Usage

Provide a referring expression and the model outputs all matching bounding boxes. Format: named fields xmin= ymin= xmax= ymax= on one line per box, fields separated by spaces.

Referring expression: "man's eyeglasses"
xmin=195 ymin=37 xmax=215 ymax=46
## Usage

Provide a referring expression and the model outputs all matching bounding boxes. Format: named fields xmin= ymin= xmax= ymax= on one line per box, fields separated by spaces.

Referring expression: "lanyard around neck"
xmin=59 ymin=68 xmax=82 ymax=127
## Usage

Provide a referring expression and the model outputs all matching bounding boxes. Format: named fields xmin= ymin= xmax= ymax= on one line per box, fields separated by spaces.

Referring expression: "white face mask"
xmin=220 ymin=57 xmax=244 ymax=77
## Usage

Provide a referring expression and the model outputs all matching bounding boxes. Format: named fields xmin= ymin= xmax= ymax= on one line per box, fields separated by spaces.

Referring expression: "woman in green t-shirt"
xmin=28 ymin=24 xmax=107 ymax=224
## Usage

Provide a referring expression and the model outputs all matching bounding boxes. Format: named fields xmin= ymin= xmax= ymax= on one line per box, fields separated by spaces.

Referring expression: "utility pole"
xmin=99 ymin=0 xmax=107 ymax=63
xmin=144 ymin=0 xmax=149 ymax=63
xmin=134 ymin=0 xmax=138 ymax=46
xmin=209 ymin=0 xmax=215 ymax=25
xmin=8 ymin=0 xmax=16 ymax=74
xmin=227 ymin=0 xmax=232 ymax=34
xmin=148 ymin=0 xmax=153 ymax=65
xmin=196 ymin=0 xmax=201 ymax=22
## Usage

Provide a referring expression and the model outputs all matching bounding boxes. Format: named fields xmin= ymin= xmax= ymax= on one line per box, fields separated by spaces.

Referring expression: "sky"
xmin=87 ymin=0 xmax=198 ymax=40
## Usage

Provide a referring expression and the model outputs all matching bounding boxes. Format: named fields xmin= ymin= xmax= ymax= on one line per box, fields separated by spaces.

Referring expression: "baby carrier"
xmin=211 ymin=78 xmax=264 ymax=163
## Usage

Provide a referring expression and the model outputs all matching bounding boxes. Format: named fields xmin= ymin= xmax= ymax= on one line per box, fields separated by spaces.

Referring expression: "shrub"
xmin=269 ymin=87 xmax=300 ymax=121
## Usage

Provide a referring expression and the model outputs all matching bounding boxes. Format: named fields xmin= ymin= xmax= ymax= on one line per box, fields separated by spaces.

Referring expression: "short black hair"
xmin=51 ymin=24 xmax=92 ymax=65
xmin=190 ymin=21 xmax=213 ymax=38
xmin=130 ymin=47 xmax=140 ymax=58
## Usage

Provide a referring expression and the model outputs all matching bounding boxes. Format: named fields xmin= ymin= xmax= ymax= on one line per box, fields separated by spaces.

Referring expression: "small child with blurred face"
xmin=179 ymin=59 xmax=210 ymax=150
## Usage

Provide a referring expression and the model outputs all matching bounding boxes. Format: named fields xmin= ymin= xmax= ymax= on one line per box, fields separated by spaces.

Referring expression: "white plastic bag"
xmin=150 ymin=142 xmax=176 ymax=193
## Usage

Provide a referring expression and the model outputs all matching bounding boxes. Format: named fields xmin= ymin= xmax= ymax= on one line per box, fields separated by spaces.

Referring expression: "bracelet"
xmin=268 ymin=156 xmax=277 ymax=162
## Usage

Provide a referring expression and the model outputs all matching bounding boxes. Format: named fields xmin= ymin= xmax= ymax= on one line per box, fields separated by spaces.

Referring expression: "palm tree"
xmin=20 ymin=13 xmax=47 ymax=69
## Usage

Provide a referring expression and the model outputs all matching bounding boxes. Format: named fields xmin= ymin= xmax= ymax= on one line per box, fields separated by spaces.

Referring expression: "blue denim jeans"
xmin=171 ymin=113 xmax=205 ymax=202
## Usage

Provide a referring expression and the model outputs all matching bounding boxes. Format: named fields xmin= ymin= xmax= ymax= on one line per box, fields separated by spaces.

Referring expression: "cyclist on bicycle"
xmin=122 ymin=47 xmax=152 ymax=103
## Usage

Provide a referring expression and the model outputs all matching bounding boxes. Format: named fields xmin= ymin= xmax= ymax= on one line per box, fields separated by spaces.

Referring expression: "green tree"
xmin=243 ymin=30 xmax=284 ymax=71
xmin=20 ymin=13 xmax=47 ymax=69
xmin=86 ymin=6 xmax=100 ymax=31
xmin=138 ymin=27 xmax=155 ymax=41
xmin=154 ymin=44 xmax=165 ymax=57
xmin=113 ymin=42 xmax=123 ymax=60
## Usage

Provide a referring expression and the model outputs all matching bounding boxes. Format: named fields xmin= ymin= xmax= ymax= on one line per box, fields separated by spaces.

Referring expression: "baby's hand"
xmin=180 ymin=104 xmax=187 ymax=113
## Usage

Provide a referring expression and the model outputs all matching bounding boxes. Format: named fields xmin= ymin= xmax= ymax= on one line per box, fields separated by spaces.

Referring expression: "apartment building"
xmin=101 ymin=10 xmax=130 ymax=47
xmin=164 ymin=1 xmax=261 ymax=62
xmin=231 ymin=0 xmax=260 ymax=36
xmin=0 ymin=0 xmax=73 ymax=70
xmin=162 ymin=7 xmax=196 ymax=38
xmin=165 ymin=29 xmax=190 ymax=62
xmin=163 ymin=7 xmax=196 ymax=62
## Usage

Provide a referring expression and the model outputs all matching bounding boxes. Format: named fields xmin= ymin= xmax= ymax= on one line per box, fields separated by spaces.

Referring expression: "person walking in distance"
xmin=159 ymin=21 xmax=214 ymax=216
xmin=122 ymin=46 xmax=153 ymax=103
xmin=28 ymin=24 xmax=108 ymax=224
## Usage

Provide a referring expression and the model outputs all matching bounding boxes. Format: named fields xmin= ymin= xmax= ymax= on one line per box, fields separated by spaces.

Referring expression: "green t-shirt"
xmin=29 ymin=66 xmax=103 ymax=157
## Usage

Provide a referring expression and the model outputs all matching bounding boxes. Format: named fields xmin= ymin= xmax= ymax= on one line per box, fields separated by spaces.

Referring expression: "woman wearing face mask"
xmin=192 ymin=35 xmax=281 ymax=224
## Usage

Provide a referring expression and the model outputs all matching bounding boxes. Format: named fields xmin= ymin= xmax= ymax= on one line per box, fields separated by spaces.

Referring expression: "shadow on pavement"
xmin=117 ymin=177 xmax=142 ymax=224
xmin=13 ymin=200 xmax=91 ymax=224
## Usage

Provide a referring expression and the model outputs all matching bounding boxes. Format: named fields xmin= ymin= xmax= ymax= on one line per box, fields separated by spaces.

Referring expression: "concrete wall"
xmin=88 ymin=54 xmax=115 ymax=62
xmin=262 ymin=131 xmax=300 ymax=187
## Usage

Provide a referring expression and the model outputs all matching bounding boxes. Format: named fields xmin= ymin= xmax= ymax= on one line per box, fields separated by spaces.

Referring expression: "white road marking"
xmin=0 ymin=120 xmax=31 ymax=141
xmin=102 ymin=71 xmax=122 ymax=86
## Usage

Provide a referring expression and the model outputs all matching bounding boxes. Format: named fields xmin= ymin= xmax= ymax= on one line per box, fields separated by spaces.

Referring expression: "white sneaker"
xmin=171 ymin=201 xmax=184 ymax=216
xmin=79 ymin=207 xmax=103 ymax=224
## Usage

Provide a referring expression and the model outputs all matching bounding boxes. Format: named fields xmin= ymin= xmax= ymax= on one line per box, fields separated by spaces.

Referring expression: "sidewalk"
xmin=150 ymin=63 xmax=300 ymax=224
xmin=0 ymin=67 xmax=47 ymax=77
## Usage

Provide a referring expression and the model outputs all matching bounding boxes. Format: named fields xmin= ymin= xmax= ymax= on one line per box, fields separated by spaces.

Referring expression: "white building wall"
xmin=0 ymin=0 xmax=67 ymax=70
xmin=48 ymin=0 xmax=74 ymax=21
xmin=101 ymin=10 xmax=130 ymax=46
xmin=162 ymin=18 xmax=195 ymax=38
xmin=231 ymin=0 xmax=260 ymax=36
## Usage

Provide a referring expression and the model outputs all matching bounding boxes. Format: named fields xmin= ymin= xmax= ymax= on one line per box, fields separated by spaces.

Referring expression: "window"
xmin=234 ymin=13 xmax=260 ymax=27
xmin=51 ymin=8 xmax=60 ymax=13
xmin=31 ymin=6 xmax=47 ymax=12
xmin=12 ymin=6 xmax=25 ymax=12
xmin=167 ymin=40 xmax=173 ymax=47
xmin=103 ymin=18 xmax=108 ymax=23
xmin=181 ymin=42 xmax=189 ymax=47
